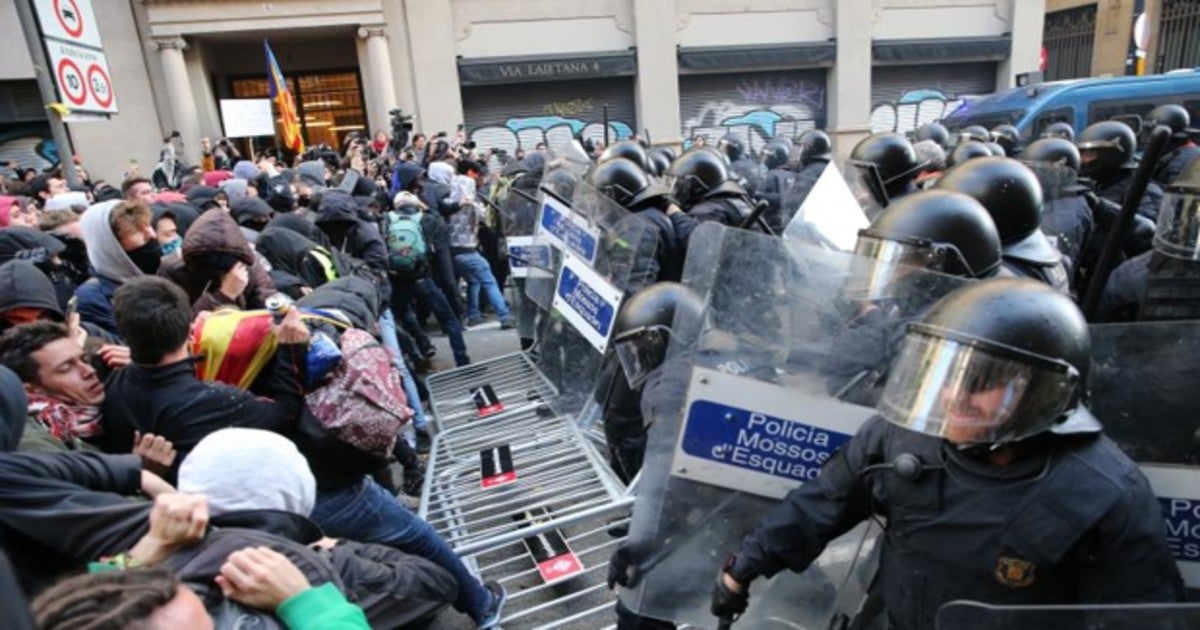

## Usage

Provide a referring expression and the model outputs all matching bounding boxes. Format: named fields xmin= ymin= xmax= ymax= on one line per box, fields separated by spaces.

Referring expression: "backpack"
xmin=305 ymin=328 xmax=412 ymax=457
xmin=385 ymin=210 xmax=427 ymax=273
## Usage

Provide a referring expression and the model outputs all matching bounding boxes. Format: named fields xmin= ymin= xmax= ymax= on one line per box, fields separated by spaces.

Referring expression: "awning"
xmin=872 ymin=36 xmax=1012 ymax=65
xmin=457 ymin=50 xmax=637 ymax=86
xmin=677 ymin=42 xmax=836 ymax=74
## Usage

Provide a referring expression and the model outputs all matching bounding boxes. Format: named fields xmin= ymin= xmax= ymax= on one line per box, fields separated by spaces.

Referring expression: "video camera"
xmin=388 ymin=108 xmax=415 ymax=152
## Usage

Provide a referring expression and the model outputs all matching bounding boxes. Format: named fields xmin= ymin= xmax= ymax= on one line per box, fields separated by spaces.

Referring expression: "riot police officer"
xmin=1145 ymin=104 xmax=1200 ymax=187
xmin=600 ymin=140 xmax=652 ymax=173
xmin=848 ymin=133 xmax=927 ymax=213
xmin=957 ymin=124 xmax=990 ymax=145
xmin=948 ymin=140 xmax=992 ymax=168
xmin=589 ymin=157 xmax=685 ymax=283
xmin=990 ymin=123 xmax=1023 ymax=157
xmin=936 ymin=157 xmax=1073 ymax=294
xmin=787 ymin=129 xmax=833 ymax=212
xmin=713 ymin=279 xmax=1184 ymax=630
xmin=718 ymin=135 xmax=764 ymax=196
xmin=666 ymin=149 xmax=757 ymax=247
xmin=757 ymin=141 xmax=795 ymax=233
xmin=1040 ymin=121 xmax=1075 ymax=142
xmin=1097 ymin=157 xmax=1200 ymax=322
xmin=914 ymin=122 xmax=952 ymax=150
xmin=1077 ymin=120 xmax=1165 ymax=221
xmin=1022 ymin=138 xmax=1095 ymax=278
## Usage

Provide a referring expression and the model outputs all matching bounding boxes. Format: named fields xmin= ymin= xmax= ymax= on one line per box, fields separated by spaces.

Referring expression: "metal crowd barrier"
xmin=425 ymin=352 xmax=558 ymax=432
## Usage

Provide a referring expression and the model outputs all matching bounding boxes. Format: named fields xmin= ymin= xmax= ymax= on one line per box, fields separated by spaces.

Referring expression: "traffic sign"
xmin=44 ymin=39 xmax=118 ymax=114
xmin=32 ymin=0 xmax=117 ymax=115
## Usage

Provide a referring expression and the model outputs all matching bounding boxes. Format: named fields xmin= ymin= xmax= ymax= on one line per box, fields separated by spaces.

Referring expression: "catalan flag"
xmin=265 ymin=40 xmax=304 ymax=154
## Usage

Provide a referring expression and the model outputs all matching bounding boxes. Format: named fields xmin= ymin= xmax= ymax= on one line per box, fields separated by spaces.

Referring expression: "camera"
xmin=388 ymin=108 xmax=415 ymax=151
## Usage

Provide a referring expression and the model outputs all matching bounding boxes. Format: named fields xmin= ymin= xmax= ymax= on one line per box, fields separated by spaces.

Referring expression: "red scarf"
xmin=25 ymin=392 xmax=103 ymax=445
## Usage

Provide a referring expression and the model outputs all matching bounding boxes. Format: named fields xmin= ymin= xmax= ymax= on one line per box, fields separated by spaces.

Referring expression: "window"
xmin=228 ymin=70 xmax=366 ymax=151
xmin=1031 ymin=107 xmax=1074 ymax=138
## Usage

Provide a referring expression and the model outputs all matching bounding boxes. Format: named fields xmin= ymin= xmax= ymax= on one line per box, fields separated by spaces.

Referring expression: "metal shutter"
xmin=870 ymin=62 xmax=997 ymax=133
xmin=462 ymin=77 xmax=636 ymax=154
xmin=678 ymin=70 xmax=827 ymax=155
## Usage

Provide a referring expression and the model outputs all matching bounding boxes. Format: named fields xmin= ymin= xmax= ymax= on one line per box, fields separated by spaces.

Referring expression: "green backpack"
xmin=385 ymin=210 xmax=427 ymax=274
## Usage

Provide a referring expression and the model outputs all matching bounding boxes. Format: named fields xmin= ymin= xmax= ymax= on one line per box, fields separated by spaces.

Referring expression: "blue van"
xmin=941 ymin=69 xmax=1200 ymax=139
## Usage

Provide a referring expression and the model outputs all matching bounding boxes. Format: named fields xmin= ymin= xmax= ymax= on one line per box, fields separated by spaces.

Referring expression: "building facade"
xmin=1043 ymin=0 xmax=1200 ymax=81
xmin=1 ymin=0 xmax=1044 ymax=183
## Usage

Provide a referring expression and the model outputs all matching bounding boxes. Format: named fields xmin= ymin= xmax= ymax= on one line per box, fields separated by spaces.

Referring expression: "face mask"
xmin=161 ymin=236 xmax=182 ymax=257
xmin=127 ymin=240 xmax=163 ymax=275
xmin=297 ymin=194 xmax=311 ymax=208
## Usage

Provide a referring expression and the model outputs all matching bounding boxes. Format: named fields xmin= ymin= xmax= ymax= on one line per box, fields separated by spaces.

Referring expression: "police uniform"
xmin=1153 ymin=144 xmax=1200 ymax=187
xmin=1039 ymin=188 xmax=1095 ymax=278
xmin=1096 ymin=172 xmax=1165 ymax=222
xmin=758 ymin=167 xmax=796 ymax=233
xmin=1097 ymin=250 xmax=1200 ymax=322
xmin=726 ymin=416 xmax=1184 ymax=630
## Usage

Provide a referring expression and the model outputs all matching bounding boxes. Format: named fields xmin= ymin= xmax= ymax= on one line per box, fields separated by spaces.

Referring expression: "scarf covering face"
xmin=24 ymin=391 xmax=102 ymax=446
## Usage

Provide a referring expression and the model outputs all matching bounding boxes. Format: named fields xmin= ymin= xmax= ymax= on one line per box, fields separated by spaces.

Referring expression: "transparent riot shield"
xmin=622 ymin=223 xmax=973 ymax=628
xmin=1088 ymin=320 xmax=1200 ymax=590
xmin=936 ymin=601 xmax=1200 ymax=630
xmin=844 ymin=159 xmax=888 ymax=221
xmin=528 ymin=182 xmax=661 ymax=417
xmin=782 ymin=162 xmax=871 ymax=252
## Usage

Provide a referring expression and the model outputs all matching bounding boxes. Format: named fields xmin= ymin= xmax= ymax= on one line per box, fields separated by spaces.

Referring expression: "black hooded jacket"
xmin=256 ymin=226 xmax=336 ymax=298
xmin=315 ymin=190 xmax=390 ymax=303
xmin=0 ymin=260 xmax=62 ymax=322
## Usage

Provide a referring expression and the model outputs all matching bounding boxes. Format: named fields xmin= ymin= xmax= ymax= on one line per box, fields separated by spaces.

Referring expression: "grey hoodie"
xmin=80 ymin=200 xmax=141 ymax=283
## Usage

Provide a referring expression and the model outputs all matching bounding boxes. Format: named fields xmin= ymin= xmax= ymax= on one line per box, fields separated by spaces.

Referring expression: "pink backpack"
xmin=305 ymin=329 xmax=412 ymax=457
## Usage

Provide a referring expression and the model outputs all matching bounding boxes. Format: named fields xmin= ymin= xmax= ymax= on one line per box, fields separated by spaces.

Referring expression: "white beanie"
xmin=178 ymin=428 xmax=316 ymax=517
xmin=44 ymin=192 xmax=89 ymax=212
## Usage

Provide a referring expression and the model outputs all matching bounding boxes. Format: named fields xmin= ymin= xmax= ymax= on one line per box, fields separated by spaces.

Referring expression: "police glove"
xmin=607 ymin=544 xmax=643 ymax=589
xmin=710 ymin=570 xmax=749 ymax=620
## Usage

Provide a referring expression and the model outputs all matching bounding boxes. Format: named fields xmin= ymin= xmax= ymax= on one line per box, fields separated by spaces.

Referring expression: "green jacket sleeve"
xmin=276 ymin=583 xmax=370 ymax=630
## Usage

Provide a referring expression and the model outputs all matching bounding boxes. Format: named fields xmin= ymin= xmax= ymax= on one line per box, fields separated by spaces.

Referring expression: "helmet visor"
xmin=849 ymin=233 xmax=947 ymax=300
xmin=879 ymin=328 xmax=1079 ymax=446
xmin=613 ymin=325 xmax=670 ymax=389
xmin=1153 ymin=191 xmax=1200 ymax=260
xmin=846 ymin=160 xmax=888 ymax=216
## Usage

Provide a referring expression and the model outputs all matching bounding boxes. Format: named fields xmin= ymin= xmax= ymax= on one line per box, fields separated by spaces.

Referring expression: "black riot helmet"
xmin=1152 ymin=157 xmax=1200 ymax=260
xmin=718 ymin=135 xmax=746 ymax=162
xmin=647 ymin=151 xmax=672 ymax=177
xmin=1076 ymin=120 xmax=1137 ymax=182
xmin=599 ymin=140 xmax=651 ymax=173
xmin=879 ymin=278 xmax=1098 ymax=447
xmin=855 ymin=190 xmax=1003 ymax=291
xmin=650 ymin=146 xmax=677 ymax=163
xmin=935 ymin=157 xmax=1060 ymax=265
xmin=797 ymin=129 xmax=832 ymax=166
xmin=1145 ymin=103 xmax=1191 ymax=139
xmin=849 ymin=133 xmax=926 ymax=207
xmin=958 ymin=125 xmax=990 ymax=144
xmin=982 ymin=141 xmax=1007 ymax=157
xmin=1040 ymin=122 xmax=1076 ymax=142
xmin=667 ymin=149 xmax=730 ymax=208
xmin=588 ymin=158 xmax=666 ymax=210
xmin=1021 ymin=138 xmax=1081 ymax=172
xmin=948 ymin=141 xmax=992 ymax=167
xmin=611 ymin=282 xmax=704 ymax=388
xmin=761 ymin=142 xmax=790 ymax=170
xmin=989 ymin=124 xmax=1022 ymax=157
xmin=915 ymin=122 xmax=951 ymax=149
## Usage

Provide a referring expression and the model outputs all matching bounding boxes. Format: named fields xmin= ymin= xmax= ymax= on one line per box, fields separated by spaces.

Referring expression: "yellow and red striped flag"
xmin=265 ymin=40 xmax=304 ymax=154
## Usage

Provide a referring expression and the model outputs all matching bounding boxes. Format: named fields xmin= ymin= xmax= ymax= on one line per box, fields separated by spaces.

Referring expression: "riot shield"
xmin=622 ymin=223 xmax=973 ymax=628
xmin=1088 ymin=320 xmax=1200 ymax=590
xmin=782 ymin=162 xmax=871 ymax=252
xmin=845 ymin=159 xmax=888 ymax=220
xmin=936 ymin=601 xmax=1200 ymax=630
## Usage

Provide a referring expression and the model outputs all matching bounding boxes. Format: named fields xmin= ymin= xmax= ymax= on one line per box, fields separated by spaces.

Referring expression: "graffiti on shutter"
xmin=679 ymin=71 xmax=826 ymax=154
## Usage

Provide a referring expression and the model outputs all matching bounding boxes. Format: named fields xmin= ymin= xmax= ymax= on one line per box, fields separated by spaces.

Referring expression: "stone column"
xmin=358 ymin=23 xmax=399 ymax=135
xmin=633 ymin=0 xmax=682 ymax=145
xmin=828 ymin=0 xmax=873 ymax=163
xmin=153 ymin=37 xmax=201 ymax=163
xmin=403 ymin=0 xmax=464 ymax=135
xmin=998 ymin=0 xmax=1047 ymax=89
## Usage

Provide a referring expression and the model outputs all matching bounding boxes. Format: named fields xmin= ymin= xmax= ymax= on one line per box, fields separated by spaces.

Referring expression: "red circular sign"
xmin=87 ymin=64 xmax=113 ymax=108
xmin=53 ymin=0 xmax=84 ymax=39
xmin=56 ymin=57 xmax=86 ymax=106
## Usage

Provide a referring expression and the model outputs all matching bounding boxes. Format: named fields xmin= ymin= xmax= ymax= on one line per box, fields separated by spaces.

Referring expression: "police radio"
xmin=858 ymin=453 xmax=942 ymax=482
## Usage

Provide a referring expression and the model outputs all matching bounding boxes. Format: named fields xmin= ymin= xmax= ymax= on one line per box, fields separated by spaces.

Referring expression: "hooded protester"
xmin=230 ymin=196 xmax=274 ymax=244
xmin=0 ymin=196 xmax=36 ymax=229
xmin=75 ymin=200 xmax=160 ymax=338
xmin=270 ymin=212 xmax=330 ymax=246
xmin=256 ymin=226 xmax=339 ymax=299
xmin=397 ymin=161 xmax=465 ymax=318
xmin=185 ymin=185 xmax=223 ymax=212
xmin=151 ymin=202 xmax=199 ymax=264
xmin=158 ymin=209 xmax=277 ymax=314
xmin=266 ymin=174 xmax=297 ymax=214
xmin=0 ymin=261 xmax=63 ymax=333
xmin=220 ymin=178 xmax=251 ymax=206
xmin=0 ymin=226 xmax=81 ymax=310
xmin=313 ymin=189 xmax=388 ymax=297
xmin=176 ymin=428 xmax=459 ymax=628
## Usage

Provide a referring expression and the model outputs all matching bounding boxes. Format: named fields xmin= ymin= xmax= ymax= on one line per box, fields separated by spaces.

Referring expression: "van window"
xmin=1185 ymin=99 xmax=1200 ymax=125
xmin=1088 ymin=98 xmax=1158 ymax=126
xmin=941 ymin=109 xmax=1024 ymax=132
xmin=1031 ymin=107 xmax=1074 ymax=138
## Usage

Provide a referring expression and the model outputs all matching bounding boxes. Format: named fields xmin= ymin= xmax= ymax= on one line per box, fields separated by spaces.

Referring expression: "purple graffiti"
xmin=735 ymin=79 xmax=825 ymax=111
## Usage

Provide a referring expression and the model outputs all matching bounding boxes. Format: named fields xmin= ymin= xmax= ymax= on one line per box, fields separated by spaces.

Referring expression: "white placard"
xmin=550 ymin=252 xmax=623 ymax=353
xmin=43 ymin=39 xmax=117 ymax=115
xmin=783 ymin=162 xmax=869 ymax=251
xmin=1140 ymin=464 xmax=1200 ymax=589
xmin=220 ymin=99 xmax=276 ymax=138
xmin=671 ymin=367 xmax=875 ymax=500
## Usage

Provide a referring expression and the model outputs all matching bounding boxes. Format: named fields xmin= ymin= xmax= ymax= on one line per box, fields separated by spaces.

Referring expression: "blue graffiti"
xmin=0 ymin=123 xmax=56 ymax=176
xmin=506 ymin=116 xmax=588 ymax=135
xmin=722 ymin=110 xmax=784 ymax=138
xmin=472 ymin=115 xmax=633 ymax=155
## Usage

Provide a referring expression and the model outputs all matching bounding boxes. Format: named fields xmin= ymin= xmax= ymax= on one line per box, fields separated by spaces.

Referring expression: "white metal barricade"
xmin=425 ymin=352 xmax=558 ymax=432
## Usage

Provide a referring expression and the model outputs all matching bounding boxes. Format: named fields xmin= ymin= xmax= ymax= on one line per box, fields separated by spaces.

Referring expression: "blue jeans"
xmin=394 ymin=275 xmax=470 ymax=366
xmin=378 ymin=308 xmax=429 ymax=431
xmin=453 ymin=251 xmax=511 ymax=321
xmin=311 ymin=477 xmax=493 ymax=623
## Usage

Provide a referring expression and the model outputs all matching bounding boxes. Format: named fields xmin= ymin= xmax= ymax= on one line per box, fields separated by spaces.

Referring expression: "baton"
xmin=1080 ymin=125 xmax=1171 ymax=319
xmin=739 ymin=199 xmax=776 ymax=236
xmin=717 ymin=617 xmax=734 ymax=630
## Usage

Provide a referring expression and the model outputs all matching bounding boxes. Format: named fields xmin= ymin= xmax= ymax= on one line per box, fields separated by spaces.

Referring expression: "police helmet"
xmin=989 ymin=124 xmax=1022 ymax=156
xmin=667 ymin=149 xmax=730 ymax=208
xmin=611 ymin=282 xmax=704 ymax=388
xmin=650 ymin=146 xmax=678 ymax=163
xmin=589 ymin=158 xmax=665 ymax=210
xmin=915 ymin=122 xmax=952 ymax=149
xmin=718 ymin=135 xmax=746 ymax=162
xmin=983 ymin=141 xmax=1008 ymax=157
xmin=797 ymin=129 xmax=833 ymax=166
xmin=1040 ymin=122 xmax=1076 ymax=142
xmin=958 ymin=125 xmax=990 ymax=144
xmin=1021 ymin=138 xmax=1081 ymax=172
xmin=856 ymin=189 xmax=1002 ymax=286
xmin=849 ymin=133 xmax=926 ymax=206
xmin=599 ymin=140 xmax=651 ymax=173
xmin=761 ymin=142 xmax=790 ymax=170
xmin=935 ymin=157 xmax=1060 ymax=265
xmin=1145 ymin=104 xmax=1191 ymax=139
xmin=880 ymin=278 xmax=1097 ymax=446
xmin=1076 ymin=120 xmax=1137 ymax=182
xmin=948 ymin=141 xmax=993 ymax=167
xmin=647 ymin=151 xmax=672 ymax=178
xmin=543 ymin=168 xmax=579 ymax=202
